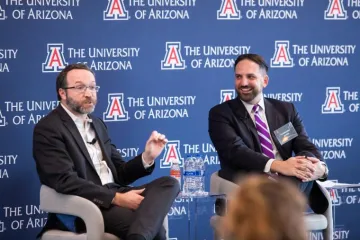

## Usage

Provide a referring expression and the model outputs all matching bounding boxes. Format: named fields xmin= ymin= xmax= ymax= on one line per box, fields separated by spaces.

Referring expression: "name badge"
xmin=273 ymin=122 xmax=298 ymax=145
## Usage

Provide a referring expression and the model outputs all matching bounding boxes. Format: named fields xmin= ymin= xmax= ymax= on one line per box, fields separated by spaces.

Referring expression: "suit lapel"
xmin=230 ymin=98 xmax=261 ymax=150
xmin=57 ymin=106 xmax=95 ymax=169
xmin=264 ymin=98 xmax=287 ymax=158
xmin=264 ymin=98 xmax=279 ymax=134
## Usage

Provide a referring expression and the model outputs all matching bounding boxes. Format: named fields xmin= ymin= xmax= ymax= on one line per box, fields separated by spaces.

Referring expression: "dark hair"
xmin=234 ymin=54 xmax=269 ymax=73
xmin=56 ymin=63 xmax=94 ymax=100
xmin=222 ymin=175 xmax=307 ymax=240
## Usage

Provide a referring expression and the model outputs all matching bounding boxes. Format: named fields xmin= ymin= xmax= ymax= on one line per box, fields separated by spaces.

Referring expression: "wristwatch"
xmin=320 ymin=162 xmax=329 ymax=179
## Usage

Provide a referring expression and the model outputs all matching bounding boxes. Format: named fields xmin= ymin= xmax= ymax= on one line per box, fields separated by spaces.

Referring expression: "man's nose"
xmin=83 ymin=87 xmax=92 ymax=96
xmin=239 ymin=78 xmax=249 ymax=86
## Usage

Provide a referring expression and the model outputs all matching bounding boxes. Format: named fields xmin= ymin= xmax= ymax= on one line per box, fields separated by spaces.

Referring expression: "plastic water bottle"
xmin=183 ymin=155 xmax=200 ymax=196
xmin=170 ymin=159 xmax=181 ymax=190
xmin=195 ymin=154 xmax=207 ymax=196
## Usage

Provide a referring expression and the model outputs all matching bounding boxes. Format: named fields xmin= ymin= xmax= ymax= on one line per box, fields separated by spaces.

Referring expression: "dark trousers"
xmin=291 ymin=178 xmax=314 ymax=198
xmin=284 ymin=176 xmax=315 ymax=212
xmin=277 ymin=174 xmax=314 ymax=197
xmin=101 ymin=176 xmax=180 ymax=240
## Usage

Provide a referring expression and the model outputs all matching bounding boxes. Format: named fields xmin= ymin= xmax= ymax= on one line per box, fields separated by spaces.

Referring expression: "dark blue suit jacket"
xmin=208 ymin=97 xmax=328 ymax=214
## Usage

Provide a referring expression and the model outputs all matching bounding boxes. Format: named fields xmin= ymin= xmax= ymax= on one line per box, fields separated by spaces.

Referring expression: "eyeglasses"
xmin=63 ymin=85 xmax=100 ymax=93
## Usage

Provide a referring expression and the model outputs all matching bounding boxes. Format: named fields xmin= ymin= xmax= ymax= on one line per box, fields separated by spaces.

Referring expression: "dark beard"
xmin=236 ymin=88 xmax=259 ymax=103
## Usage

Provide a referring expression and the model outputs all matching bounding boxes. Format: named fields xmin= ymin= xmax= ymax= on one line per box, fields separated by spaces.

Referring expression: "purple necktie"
xmin=252 ymin=104 xmax=275 ymax=159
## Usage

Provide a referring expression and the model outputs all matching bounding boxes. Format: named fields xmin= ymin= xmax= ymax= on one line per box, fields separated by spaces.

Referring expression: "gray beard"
xmin=66 ymin=97 xmax=95 ymax=115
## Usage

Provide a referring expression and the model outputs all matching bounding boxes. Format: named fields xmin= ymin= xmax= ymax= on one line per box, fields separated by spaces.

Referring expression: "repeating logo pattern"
xmin=42 ymin=44 xmax=68 ymax=73
xmin=160 ymin=140 xmax=184 ymax=168
xmin=325 ymin=0 xmax=348 ymax=20
xmin=103 ymin=93 xmax=129 ymax=121
xmin=104 ymin=0 xmax=129 ymax=20
xmin=161 ymin=42 xmax=186 ymax=70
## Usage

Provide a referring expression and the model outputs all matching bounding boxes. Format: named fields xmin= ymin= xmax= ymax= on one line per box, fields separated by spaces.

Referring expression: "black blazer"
xmin=208 ymin=97 xmax=328 ymax=213
xmin=33 ymin=105 xmax=154 ymax=211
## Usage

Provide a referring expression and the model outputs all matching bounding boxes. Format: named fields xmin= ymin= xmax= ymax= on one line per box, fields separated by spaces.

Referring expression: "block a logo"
xmin=161 ymin=42 xmax=186 ymax=70
xmin=0 ymin=4 xmax=6 ymax=20
xmin=322 ymin=87 xmax=345 ymax=114
xmin=327 ymin=180 xmax=341 ymax=206
xmin=324 ymin=0 xmax=348 ymax=20
xmin=42 ymin=44 xmax=68 ymax=73
xmin=0 ymin=220 xmax=6 ymax=232
xmin=0 ymin=110 xmax=6 ymax=127
xmin=103 ymin=93 xmax=129 ymax=121
xmin=271 ymin=41 xmax=294 ymax=68
xmin=104 ymin=0 xmax=129 ymax=20
xmin=220 ymin=89 xmax=235 ymax=103
xmin=160 ymin=140 xmax=184 ymax=168
xmin=217 ymin=0 xmax=241 ymax=20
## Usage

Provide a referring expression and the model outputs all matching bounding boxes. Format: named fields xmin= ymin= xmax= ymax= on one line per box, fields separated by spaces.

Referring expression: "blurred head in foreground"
xmin=222 ymin=175 xmax=307 ymax=240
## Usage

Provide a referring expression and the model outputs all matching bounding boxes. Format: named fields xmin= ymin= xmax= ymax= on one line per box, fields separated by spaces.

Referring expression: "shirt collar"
xmin=240 ymin=94 xmax=265 ymax=114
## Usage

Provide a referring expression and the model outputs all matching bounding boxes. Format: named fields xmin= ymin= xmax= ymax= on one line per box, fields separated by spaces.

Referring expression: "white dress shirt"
xmin=240 ymin=95 xmax=281 ymax=173
xmin=61 ymin=104 xmax=153 ymax=185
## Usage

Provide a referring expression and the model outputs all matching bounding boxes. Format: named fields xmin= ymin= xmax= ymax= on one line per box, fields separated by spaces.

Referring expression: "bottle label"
xmin=170 ymin=170 xmax=181 ymax=177
xmin=183 ymin=171 xmax=201 ymax=176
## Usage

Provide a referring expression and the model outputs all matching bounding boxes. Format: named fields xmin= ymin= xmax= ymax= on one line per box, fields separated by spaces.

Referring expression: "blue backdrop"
xmin=0 ymin=0 xmax=359 ymax=239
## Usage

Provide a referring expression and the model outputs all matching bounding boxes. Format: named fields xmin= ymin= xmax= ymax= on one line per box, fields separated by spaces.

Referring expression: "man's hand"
xmin=271 ymin=156 xmax=317 ymax=181
xmin=112 ymin=189 xmax=145 ymax=210
xmin=303 ymin=157 xmax=326 ymax=182
xmin=143 ymin=131 xmax=168 ymax=164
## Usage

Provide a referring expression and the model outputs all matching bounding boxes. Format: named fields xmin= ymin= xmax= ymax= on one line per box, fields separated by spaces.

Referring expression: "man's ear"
xmin=263 ymin=75 xmax=269 ymax=88
xmin=59 ymin=88 xmax=66 ymax=101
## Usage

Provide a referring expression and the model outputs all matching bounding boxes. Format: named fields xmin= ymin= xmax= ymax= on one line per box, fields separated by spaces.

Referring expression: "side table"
xmin=169 ymin=192 xmax=226 ymax=240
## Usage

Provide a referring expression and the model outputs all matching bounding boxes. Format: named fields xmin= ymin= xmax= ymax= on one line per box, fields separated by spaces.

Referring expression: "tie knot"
xmin=252 ymin=104 xmax=260 ymax=113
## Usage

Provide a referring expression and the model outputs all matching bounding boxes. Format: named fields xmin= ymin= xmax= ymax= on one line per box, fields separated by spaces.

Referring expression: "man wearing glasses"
xmin=33 ymin=63 xmax=180 ymax=240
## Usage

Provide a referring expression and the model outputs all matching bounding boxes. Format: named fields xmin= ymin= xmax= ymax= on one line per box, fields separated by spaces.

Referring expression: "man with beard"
xmin=208 ymin=54 xmax=329 ymax=214
xmin=33 ymin=63 xmax=180 ymax=240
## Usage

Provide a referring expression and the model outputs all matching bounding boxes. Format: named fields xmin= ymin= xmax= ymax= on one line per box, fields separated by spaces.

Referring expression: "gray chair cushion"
xmin=305 ymin=213 xmax=328 ymax=231
xmin=41 ymin=230 xmax=120 ymax=240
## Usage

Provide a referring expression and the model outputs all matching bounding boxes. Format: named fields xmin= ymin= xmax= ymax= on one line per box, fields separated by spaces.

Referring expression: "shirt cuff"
xmin=142 ymin=153 xmax=154 ymax=169
xmin=264 ymin=159 xmax=276 ymax=173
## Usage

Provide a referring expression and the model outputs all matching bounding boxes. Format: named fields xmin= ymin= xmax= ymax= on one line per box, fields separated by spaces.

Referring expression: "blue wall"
xmin=0 ymin=1 xmax=359 ymax=239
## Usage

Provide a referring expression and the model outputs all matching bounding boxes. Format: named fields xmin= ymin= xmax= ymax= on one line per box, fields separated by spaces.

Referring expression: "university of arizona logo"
xmin=217 ymin=0 xmax=241 ymax=20
xmin=103 ymin=93 xmax=129 ymax=121
xmin=161 ymin=42 xmax=186 ymax=70
xmin=0 ymin=110 xmax=6 ymax=127
xmin=160 ymin=140 xmax=184 ymax=168
xmin=324 ymin=0 xmax=348 ymax=20
xmin=270 ymin=41 xmax=294 ymax=68
xmin=327 ymin=180 xmax=341 ymax=206
xmin=42 ymin=44 xmax=68 ymax=73
xmin=220 ymin=89 xmax=235 ymax=103
xmin=104 ymin=0 xmax=129 ymax=20
xmin=0 ymin=5 xmax=6 ymax=20
xmin=322 ymin=87 xmax=345 ymax=114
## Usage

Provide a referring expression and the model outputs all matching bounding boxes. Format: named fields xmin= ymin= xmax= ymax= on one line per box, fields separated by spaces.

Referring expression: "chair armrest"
xmin=316 ymin=181 xmax=333 ymax=240
xmin=210 ymin=171 xmax=238 ymax=196
xmin=40 ymin=185 xmax=104 ymax=240
xmin=163 ymin=215 xmax=169 ymax=240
